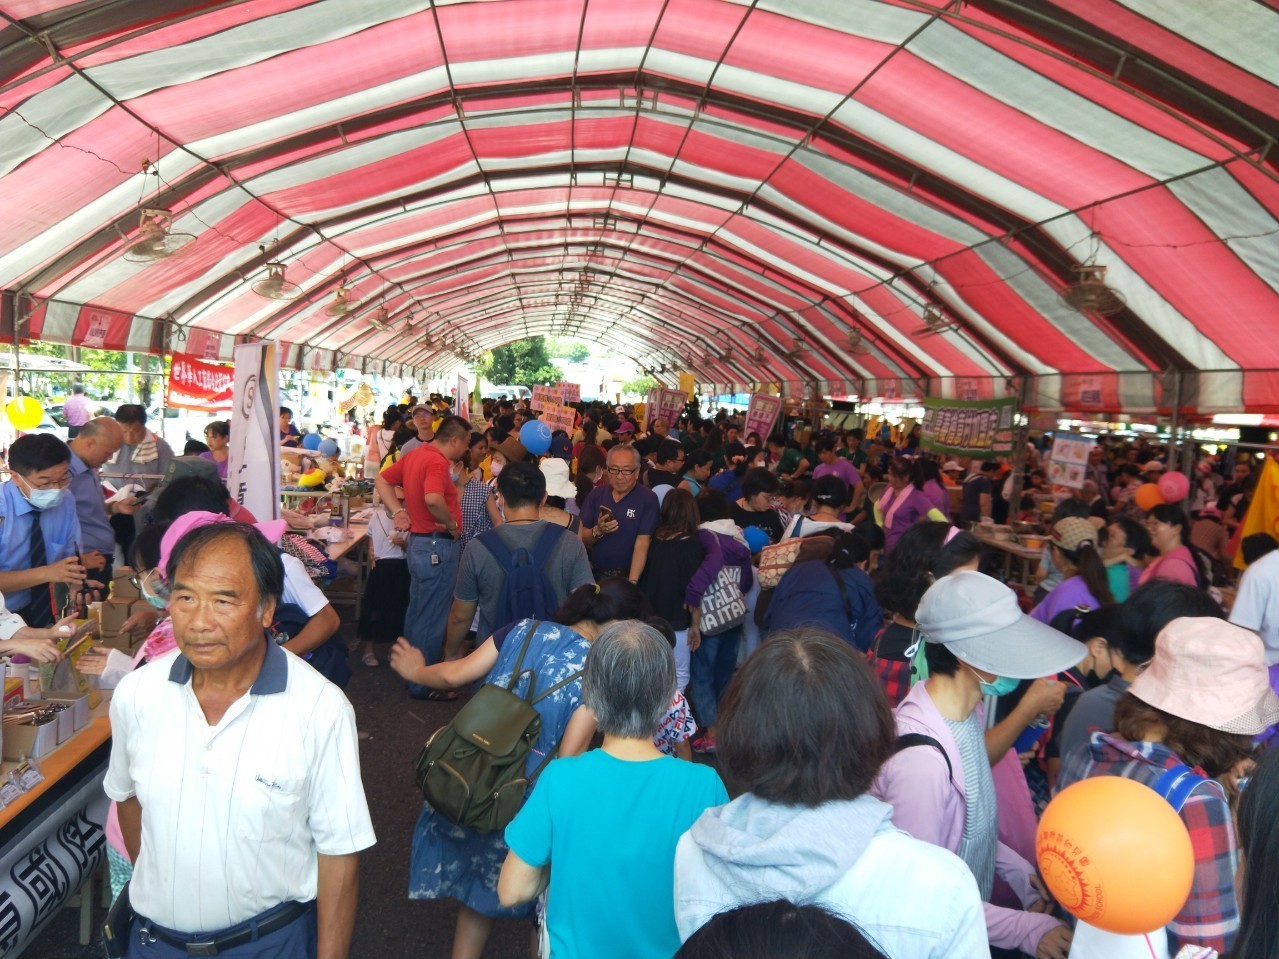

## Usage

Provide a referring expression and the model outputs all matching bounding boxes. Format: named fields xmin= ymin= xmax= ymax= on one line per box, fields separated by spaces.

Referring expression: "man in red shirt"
xmin=375 ymin=415 xmax=470 ymax=698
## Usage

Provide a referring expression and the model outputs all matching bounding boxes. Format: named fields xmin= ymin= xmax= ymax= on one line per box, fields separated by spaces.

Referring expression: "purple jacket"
xmin=686 ymin=529 xmax=754 ymax=607
xmin=871 ymin=682 xmax=1061 ymax=955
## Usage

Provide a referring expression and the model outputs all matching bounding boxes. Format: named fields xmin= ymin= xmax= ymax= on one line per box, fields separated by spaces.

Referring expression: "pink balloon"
xmin=1157 ymin=471 xmax=1190 ymax=504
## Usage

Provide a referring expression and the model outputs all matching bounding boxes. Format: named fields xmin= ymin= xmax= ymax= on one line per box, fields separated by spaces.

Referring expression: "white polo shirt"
xmin=105 ymin=641 xmax=376 ymax=933
xmin=1230 ymin=547 xmax=1279 ymax=665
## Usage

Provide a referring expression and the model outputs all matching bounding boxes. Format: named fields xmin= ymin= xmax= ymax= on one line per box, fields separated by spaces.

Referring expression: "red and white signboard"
xmin=744 ymin=393 xmax=783 ymax=441
xmin=81 ymin=311 xmax=113 ymax=348
xmin=651 ymin=388 xmax=687 ymax=427
xmin=166 ymin=351 xmax=234 ymax=411
xmin=557 ymin=382 xmax=581 ymax=404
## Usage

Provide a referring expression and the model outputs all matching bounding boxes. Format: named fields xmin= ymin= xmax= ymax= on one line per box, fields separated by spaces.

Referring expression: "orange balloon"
xmin=1036 ymin=777 xmax=1194 ymax=935
xmin=1133 ymin=482 xmax=1166 ymax=513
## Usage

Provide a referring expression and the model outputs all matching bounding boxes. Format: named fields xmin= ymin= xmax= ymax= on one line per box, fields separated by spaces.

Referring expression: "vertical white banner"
xmin=456 ymin=371 xmax=468 ymax=411
xmin=227 ymin=341 xmax=281 ymax=521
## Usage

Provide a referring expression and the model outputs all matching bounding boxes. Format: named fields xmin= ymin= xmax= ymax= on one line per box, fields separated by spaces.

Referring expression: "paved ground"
xmin=28 ymin=648 xmax=535 ymax=959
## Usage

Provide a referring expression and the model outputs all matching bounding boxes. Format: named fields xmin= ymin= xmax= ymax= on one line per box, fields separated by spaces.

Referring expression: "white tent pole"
xmin=1006 ymin=376 xmax=1033 ymax=524
xmin=1166 ymin=370 xmax=1183 ymax=478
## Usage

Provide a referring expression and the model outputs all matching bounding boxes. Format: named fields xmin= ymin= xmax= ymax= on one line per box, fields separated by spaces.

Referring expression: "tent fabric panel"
xmin=1041 ymin=0 xmax=1279 ymax=112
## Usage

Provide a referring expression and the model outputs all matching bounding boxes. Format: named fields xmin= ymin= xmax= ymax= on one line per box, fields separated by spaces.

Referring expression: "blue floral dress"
xmin=408 ymin=618 xmax=591 ymax=917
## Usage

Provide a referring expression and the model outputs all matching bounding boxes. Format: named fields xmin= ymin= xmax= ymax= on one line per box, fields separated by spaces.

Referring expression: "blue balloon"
xmin=519 ymin=419 xmax=553 ymax=456
xmin=301 ymin=431 xmax=322 ymax=450
xmin=318 ymin=438 xmax=339 ymax=457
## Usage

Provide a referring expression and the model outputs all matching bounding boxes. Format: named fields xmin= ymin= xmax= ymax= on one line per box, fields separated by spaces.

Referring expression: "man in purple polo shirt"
xmin=812 ymin=437 xmax=865 ymax=512
xmin=580 ymin=445 xmax=658 ymax=582
xmin=63 ymin=385 xmax=93 ymax=438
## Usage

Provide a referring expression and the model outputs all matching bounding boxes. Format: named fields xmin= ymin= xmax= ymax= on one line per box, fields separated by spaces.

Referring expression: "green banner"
xmin=920 ymin=396 xmax=1017 ymax=458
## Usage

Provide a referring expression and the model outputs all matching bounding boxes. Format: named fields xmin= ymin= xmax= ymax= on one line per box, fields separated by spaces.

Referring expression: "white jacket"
xmin=674 ymin=792 xmax=989 ymax=958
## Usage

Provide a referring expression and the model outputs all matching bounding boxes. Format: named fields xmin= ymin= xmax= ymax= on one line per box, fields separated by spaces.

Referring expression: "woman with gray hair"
xmin=498 ymin=620 xmax=728 ymax=959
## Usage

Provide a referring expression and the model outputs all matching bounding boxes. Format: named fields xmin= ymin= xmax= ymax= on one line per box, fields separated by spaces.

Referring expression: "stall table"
xmin=323 ymin=524 xmax=369 ymax=622
xmin=0 ymin=712 xmax=111 ymax=957
xmin=974 ymin=532 xmax=1044 ymax=594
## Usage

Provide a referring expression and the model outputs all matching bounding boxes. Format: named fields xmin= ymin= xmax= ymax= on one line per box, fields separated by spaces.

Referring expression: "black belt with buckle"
xmin=142 ymin=900 xmax=312 ymax=956
xmin=415 ymin=530 xmax=454 ymax=540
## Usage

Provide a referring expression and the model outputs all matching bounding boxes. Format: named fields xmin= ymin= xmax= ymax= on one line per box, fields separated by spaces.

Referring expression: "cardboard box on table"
xmin=3 ymin=716 xmax=57 ymax=761
xmin=90 ymin=600 xmax=151 ymax=652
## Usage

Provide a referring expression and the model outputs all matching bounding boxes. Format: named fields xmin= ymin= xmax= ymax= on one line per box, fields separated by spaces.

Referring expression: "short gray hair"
xmin=606 ymin=443 xmax=642 ymax=468
xmin=582 ymin=621 xmax=675 ymax=739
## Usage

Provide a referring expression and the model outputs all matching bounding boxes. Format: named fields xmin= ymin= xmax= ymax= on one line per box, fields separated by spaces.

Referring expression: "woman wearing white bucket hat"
xmin=1057 ymin=617 xmax=1279 ymax=955
xmin=873 ymin=570 xmax=1087 ymax=959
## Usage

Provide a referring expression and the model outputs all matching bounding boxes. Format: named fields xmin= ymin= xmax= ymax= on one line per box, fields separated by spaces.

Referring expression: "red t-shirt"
xmin=379 ymin=444 xmax=461 ymax=534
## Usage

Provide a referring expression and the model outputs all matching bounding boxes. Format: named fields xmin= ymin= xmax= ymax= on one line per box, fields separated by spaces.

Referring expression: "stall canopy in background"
xmin=0 ymin=0 xmax=1277 ymax=410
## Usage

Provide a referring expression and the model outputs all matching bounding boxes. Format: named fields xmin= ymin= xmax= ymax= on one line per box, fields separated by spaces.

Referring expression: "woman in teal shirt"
xmin=500 ymin=621 xmax=728 ymax=959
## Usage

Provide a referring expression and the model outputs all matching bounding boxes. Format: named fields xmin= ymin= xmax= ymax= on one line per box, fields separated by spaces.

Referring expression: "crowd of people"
xmin=1 ymin=394 xmax=1277 ymax=959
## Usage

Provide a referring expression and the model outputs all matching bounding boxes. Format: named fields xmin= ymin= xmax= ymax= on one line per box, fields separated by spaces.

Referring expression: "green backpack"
xmin=413 ymin=621 xmax=581 ymax=834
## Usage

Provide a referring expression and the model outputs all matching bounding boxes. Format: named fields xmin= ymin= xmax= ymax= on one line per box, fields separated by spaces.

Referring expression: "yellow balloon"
xmin=6 ymin=397 xmax=44 ymax=431
xmin=299 ymin=468 xmax=326 ymax=488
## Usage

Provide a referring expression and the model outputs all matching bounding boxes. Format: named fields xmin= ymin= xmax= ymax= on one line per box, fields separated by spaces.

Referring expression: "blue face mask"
xmin=18 ymin=475 xmax=63 ymax=510
xmin=966 ymin=663 xmax=1020 ymax=697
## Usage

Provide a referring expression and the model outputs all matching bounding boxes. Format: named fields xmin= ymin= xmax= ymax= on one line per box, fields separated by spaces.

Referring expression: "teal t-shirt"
xmin=505 ymin=750 xmax=728 ymax=959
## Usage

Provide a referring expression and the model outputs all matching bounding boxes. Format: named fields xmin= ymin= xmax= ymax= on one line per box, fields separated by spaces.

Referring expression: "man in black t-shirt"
xmin=646 ymin=439 xmax=685 ymax=504
xmin=960 ymin=460 xmax=999 ymax=524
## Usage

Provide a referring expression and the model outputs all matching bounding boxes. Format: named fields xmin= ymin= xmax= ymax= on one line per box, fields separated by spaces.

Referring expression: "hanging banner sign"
xmin=556 ymin=382 xmax=581 ymax=404
xmin=651 ymin=388 xmax=687 ymax=428
xmin=530 ymin=384 xmax=562 ymax=412
xmin=744 ymin=393 xmax=783 ymax=442
xmin=541 ymin=401 xmax=577 ymax=436
xmin=1047 ymin=434 xmax=1094 ymax=490
xmin=166 ymin=351 xmax=234 ymax=411
xmin=227 ymin=341 xmax=281 ymax=521
xmin=920 ymin=396 xmax=1017 ymax=458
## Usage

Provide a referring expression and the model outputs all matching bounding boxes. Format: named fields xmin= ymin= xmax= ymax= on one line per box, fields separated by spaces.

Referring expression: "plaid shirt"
xmin=1057 ymin=732 xmax=1239 ymax=954
xmin=868 ymin=622 xmax=917 ymax=708
xmin=459 ymin=477 xmax=493 ymax=554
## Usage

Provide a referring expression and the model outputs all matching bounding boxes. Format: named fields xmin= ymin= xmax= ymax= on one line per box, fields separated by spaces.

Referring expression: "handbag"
xmin=699 ymin=564 xmax=747 ymax=635
xmin=756 ymin=519 xmax=805 ymax=590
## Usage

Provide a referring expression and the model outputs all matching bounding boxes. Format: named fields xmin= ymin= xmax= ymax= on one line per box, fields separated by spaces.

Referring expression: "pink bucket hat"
xmin=1130 ymin=617 xmax=1279 ymax=734
xmin=159 ymin=510 xmax=288 ymax=576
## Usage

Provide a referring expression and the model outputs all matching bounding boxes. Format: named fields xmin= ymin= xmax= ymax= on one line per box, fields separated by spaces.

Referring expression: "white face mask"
xmin=18 ymin=476 xmax=64 ymax=510
xmin=490 ymin=461 xmax=504 ymax=477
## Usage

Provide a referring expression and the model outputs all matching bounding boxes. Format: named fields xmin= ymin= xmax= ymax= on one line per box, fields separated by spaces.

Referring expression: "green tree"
xmin=478 ymin=337 xmax=563 ymax=387
xmin=18 ymin=342 xmax=134 ymax=401
xmin=621 ymin=375 xmax=657 ymax=397
xmin=566 ymin=342 xmax=590 ymax=363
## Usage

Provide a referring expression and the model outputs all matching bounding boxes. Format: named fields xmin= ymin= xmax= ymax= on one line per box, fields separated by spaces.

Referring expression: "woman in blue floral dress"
xmin=390 ymin=578 xmax=650 ymax=959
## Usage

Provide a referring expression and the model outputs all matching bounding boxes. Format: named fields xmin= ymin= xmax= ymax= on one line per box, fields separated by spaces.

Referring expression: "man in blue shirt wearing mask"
xmin=0 ymin=434 xmax=86 ymax=627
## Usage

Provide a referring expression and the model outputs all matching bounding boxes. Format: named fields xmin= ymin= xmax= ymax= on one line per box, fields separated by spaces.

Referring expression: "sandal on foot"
xmin=410 ymin=688 xmax=459 ymax=702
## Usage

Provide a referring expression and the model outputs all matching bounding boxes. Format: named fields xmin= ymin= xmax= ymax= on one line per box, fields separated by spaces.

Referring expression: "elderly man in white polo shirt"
xmin=104 ymin=523 xmax=375 ymax=959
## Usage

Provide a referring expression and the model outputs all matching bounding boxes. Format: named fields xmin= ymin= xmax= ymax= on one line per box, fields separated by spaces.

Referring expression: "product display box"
xmin=42 ymin=694 xmax=89 ymax=734
xmin=2 ymin=717 xmax=57 ymax=761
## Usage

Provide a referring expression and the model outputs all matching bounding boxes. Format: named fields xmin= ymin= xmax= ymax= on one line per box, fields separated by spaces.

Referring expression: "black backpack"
xmin=475 ymin=524 xmax=566 ymax=628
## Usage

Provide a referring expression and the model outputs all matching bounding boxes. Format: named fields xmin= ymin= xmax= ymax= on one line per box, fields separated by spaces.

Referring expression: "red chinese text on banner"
xmin=167 ymin=351 xmax=234 ymax=411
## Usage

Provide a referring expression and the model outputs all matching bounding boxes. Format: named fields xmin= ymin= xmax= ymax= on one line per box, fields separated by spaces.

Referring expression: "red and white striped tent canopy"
xmin=2 ymin=0 xmax=1277 ymax=412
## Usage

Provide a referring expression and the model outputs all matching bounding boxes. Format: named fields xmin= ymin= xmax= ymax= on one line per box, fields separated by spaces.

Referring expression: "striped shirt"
xmin=945 ymin=711 xmax=998 ymax=899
